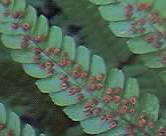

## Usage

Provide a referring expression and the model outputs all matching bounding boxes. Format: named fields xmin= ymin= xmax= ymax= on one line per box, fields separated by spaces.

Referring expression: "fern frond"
xmin=89 ymin=0 xmax=166 ymax=83
xmin=55 ymin=0 xmax=130 ymax=67
xmin=0 ymin=102 xmax=46 ymax=136
xmin=0 ymin=0 xmax=165 ymax=135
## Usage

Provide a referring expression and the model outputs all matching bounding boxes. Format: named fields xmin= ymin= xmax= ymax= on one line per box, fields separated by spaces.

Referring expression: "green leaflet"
xmin=22 ymin=124 xmax=36 ymax=136
xmin=7 ymin=112 xmax=21 ymax=136
xmin=63 ymin=36 xmax=76 ymax=61
xmin=141 ymin=51 xmax=166 ymax=68
xmin=36 ymin=75 xmax=63 ymax=93
xmin=44 ymin=26 xmax=63 ymax=49
xmin=0 ymin=0 xmax=164 ymax=135
xmin=90 ymin=55 xmax=106 ymax=76
xmin=76 ymin=46 xmax=90 ymax=71
xmin=89 ymin=0 xmax=117 ymax=5
xmin=34 ymin=15 xmax=49 ymax=37
xmin=50 ymin=91 xmax=80 ymax=106
xmin=109 ymin=21 xmax=154 ymax=38
xmin=107 ymin=69 xmax=125 ymax=89
xmin=23 ymin=64 xmax=48 ymax=78
xmin=123 ymin=78 xmax=139 ymax=99
xmin=138 ymin=93 xmax=159 ymax=121
xmin=81 ymin=116 xmax=110 ymax=134
xmin=127 ymin=36 xmax=166 ymax=54
xmin=11 ymin=49 xmax=35 ymax=63
xmin=0 ymin=102 xmax=47 ymax=136
xmin=63 ymin=102 xmax=88 ymax=121
xmin=99 ymin=4 xmax=127 ymax=22
xmin=0 ymin=103 xmax=6 ymax=124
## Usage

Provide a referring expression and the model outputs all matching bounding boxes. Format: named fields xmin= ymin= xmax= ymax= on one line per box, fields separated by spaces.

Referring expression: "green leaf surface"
xmin=99 ymin=4 xmax=126 ymax=22
xmin=109 ymin=21 xmax=153 ymax=38
xmin=76 ymin=46 xmax=90 ymax=71
xmin=0 ymin=103 xmax=6 ymax=124
xmin=81 ymin=116 xmax=110 ymax=134
xmin=141 ymin=53 xmax=165 ymax=68
xmin=91 ymin=55 xmax=106 ymax=76
xmin=63 ymin=102 xmax=87 ymax=121
xmin=127 ymin=37 xmax=166 ymax=54
xmin=89 ymin=0 xmax=117 ymax=5
xmin=23 ymin=64 xmax=48 ymax=78
xmin=22 ymin=124 xmax=36 ymax=136
xmin=139 ymin=93 xmax=159 ymax=121
xmin=45 ymin=26 xmax=63 ymax=49
xmin=11 ymin=49 xmax=34 ymax=63
xmin=107 ymin=69 xmax=124 ymax=89
xmin=7 ymin=112 xmax=21 ymax=136
xmin=36 ymin=75 xmax=63 ymax=93
xmin=50 ymin=91 xmax=80 ymax=106
xmin=123 ymin=78 xmax=139 ymax=99
xmin=35 ymin=15 xmax=48 ymax=36
xmin=63 ymin=36 xmax=76 ymax=61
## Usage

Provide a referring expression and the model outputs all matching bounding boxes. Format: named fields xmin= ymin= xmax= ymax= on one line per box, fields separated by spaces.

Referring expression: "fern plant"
xmin=89 ymin=0 xmax=166 ymax=84
xmin=0 ymin=102 xmax=46 ymax=136
xmin=0 ymin=0 xmax=166 ymax=136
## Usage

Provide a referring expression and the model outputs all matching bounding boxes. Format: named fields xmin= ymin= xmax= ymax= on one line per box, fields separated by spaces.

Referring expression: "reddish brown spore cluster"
xmin=20 ymin=35 xmax=30 ymax=49
xmin=1 ymin=0 xmax=10 ymax=6
xmin=71 ymin=64 xmax=89 ymax=79
xmin=59 ymin=73 xmax=85 ymax=100
xmin=44 ymin=48 xmax=61 ymax=56
xmin=137 ymin=114 xmax=148 ymax=128
xmin=58 ymin=53 xmax=71 ymax=67
xmin=83 ymin=98 xmax=100 ymax=116
xmin=129 ymin=18 xmax=145 ymax=33
xmin=33 ymin=35 xmax=46 ymax=44
xmin=21 ymin=23 xmax=30 ymax=31
xmin=59 ymin=74 xmax=69 ymax=90
xmin=136 ymin=113 xmax=156 ymax=131
xmin=33 ymin=48 xmax=42 ymax=63
xmin=87 ymin=74 xmax=104 ymax=91
xmin=119 ymin=97 xmax=136 ymax=114
xmin=68 ymin=87 xmax=81 ymax=95
xmin=136 ymin=3 xmax=151 ymax=11
xmin=125 ymin=125 xmax=135 ymax=136
xmin=0 ymin=123 xmax=5 ymax=130
xmin=101 ymin=113 xmax=118 ymax=129
xmin=124 ymin=4 xmax=133 ymax=18
xmin=7 ymin=130 xmax=14 ymax=136
xmin=9 ymin=11 xmax=26 ymax=30
xmin=148 ymin=12 xmax=161 ymax=24
xmin=12 ymin=11 xmax=24 ymax=19
xmin=44 ymin=60 xmax=54 ymax=76
xmin=145 ymin=32 xmax=165 ymax=49
xmin=0 ymin=122 xmax=14 ymax=136
xmin=102 ymin=88 xmax=121 ymax=104
xmin=157 ymin=128 xmax=166 ymax=136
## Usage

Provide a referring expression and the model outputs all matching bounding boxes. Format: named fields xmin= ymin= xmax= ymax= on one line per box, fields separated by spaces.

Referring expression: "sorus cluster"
xmin=100 ymin=112 xmax=118 ymax=129
xmin=102 ymin=88 xmax=121 ymax=104
xmin=145 ymin=32 xmax=166 ymax=49
xmin=87 ymin=74 xmax=104 ymax=91
xmin=83 ymin=98 xmax=100 ymax=117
